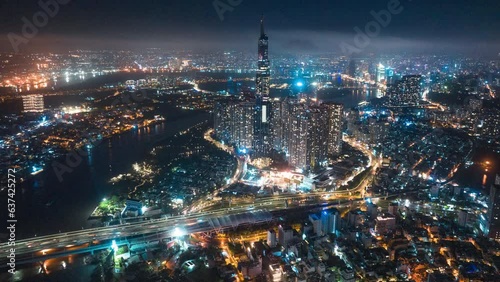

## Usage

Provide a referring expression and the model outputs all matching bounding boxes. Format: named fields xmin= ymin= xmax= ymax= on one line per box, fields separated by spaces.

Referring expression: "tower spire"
xmin=260 ymin=14 xmax=265 ymax=37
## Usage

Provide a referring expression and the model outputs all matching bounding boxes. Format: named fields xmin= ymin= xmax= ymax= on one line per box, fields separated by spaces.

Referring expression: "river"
xmin=14 ymin=111 xmax=209 ymax=239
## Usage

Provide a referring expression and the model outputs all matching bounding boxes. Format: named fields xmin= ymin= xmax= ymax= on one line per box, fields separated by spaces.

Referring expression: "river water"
xmin=13 ymin=111 xmax=209 ymax=239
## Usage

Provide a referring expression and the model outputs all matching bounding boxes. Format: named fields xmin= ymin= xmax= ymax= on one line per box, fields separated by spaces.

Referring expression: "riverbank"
xmin=13 ymin=112 xmax=210 ymax=239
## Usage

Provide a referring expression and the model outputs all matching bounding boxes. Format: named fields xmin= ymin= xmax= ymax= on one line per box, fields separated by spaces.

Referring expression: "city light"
xmin=111 ymin=240 xmax=118 ymax=252
xmin=172 ymin=227 xmax=186 ymax=238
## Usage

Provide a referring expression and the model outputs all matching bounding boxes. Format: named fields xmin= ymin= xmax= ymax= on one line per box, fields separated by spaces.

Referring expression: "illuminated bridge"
xmin=0 ymin=209 xmax=273 ymax=267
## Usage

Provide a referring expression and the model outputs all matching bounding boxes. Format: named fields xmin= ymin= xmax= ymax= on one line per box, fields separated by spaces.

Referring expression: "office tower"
xmin=254 ymin=16 xmax=272 ymax=156
xmin=385 ymin=67 xmax=395 ymax=85
xmin=458 ymin=210 xmax=469 ymax=227
xmin=321 ymin=209 xmax=340 ymax=235
xmin=256 ymin=16 xmax=270 ymax=97
xmin=377 ymin=63 xmax=386 ymax=83
xmin=388 ymin=75 xmax=422 ymax=106
xmin=253 ymin=97 xmax=271 ymax=156
xmin=487 ymin=176 xmax=500 ymax=239
xmin=226 ymin=77 xmax=241 ymax=95
xmin=278 ymin=225 xmax=293 ymax=247
xmin=308 ymin=214 xmax=322 ymax=236
xmin=347 ymin=59 xmax=357 ymax=78
xmin=267 ymin=229 xmax=277 ymax=247
xmin=22 ymin=94 xmax=44 ymax=113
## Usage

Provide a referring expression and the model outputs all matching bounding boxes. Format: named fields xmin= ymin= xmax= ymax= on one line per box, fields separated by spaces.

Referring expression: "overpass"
xmin=0 ymin=186 xmax=425 ymax=268
xmin=0 ymin=192 xmax=354 ymax=259
xmin=0 ymin=132 xmax=377 ymax=267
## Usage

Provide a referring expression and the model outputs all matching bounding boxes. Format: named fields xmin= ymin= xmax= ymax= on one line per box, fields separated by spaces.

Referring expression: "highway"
xmin=0 ymin=132 xmax=377 ymax=265
xmin=0 ymin=191 xmax=354 ymax=261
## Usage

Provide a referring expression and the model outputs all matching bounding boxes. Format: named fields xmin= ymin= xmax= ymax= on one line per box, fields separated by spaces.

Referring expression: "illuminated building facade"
xmin=254 ymin=16 xmax=272 ymax=156
xmin=22 ymin=94 xmax=44 ymax=113
xmin=487 ymin=176 xmax=500 ymax=239
xmin=286 ymin=100 xmax=309 ymax=170
xmin=214 ymin=18 xmax=344 ymax=170
xmin=377 ymin=63 xmax=386 ymax=83
xmin=256 ymin=16 xmax=270 ymax=97
xmin=388 ymin=75 xmax=422 ymax=106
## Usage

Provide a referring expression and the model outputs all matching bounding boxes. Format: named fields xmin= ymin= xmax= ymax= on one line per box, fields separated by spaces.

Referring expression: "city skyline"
xmin=1 ymin=2 xmax=500 ymax=282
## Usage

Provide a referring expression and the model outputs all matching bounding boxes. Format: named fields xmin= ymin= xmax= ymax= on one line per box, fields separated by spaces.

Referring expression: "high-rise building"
xmin=487 ymin=176 xmax=500 ymax=239
xmin=214 ymin=100 xmax=255 ymax=151
xmin=308 ymin=214 xmax=322 ymax=236
xmin=377 ymin=63 xmax=386 ymax=83
xmin=281 ymin=99 xmax=344 ymax=171
xmin=388 ymin=75 xmax=422 ymax=106
xmin=347 ymin=59 xmax=357 ymax=78
xmin=253 ymin=97 xmax=272 ymax=156
xmin=321 ymin=209 xmax=340 ymax=235
xmin=270 ymin=98 xmax=287 ymax=152
xmin=22 ymin=94 xmax=44 ymax=113
xmin=458 ymin=210 xmax=469 ymax=227
xmin=267 ymin=229 xmax=277 ymax=247
xmin=256 ymin=16 xmax=270 ymax=97
xmin=254 ymin=16 xmax=272 ymax=156
xmin=278 ymin=225 xmax=294 ymax=247
xmin=323 ymin=102 xmax=344 ymax=156
xmin=286 ymin=100 xmax=309 ymax=170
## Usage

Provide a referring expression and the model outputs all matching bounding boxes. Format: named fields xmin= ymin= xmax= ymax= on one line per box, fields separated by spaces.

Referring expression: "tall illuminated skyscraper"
xmin=256 ymin=16 xmax=270 ymax=97
xmin=377 ymin=63 xmax=386 ymax=83
xmin=254 ymin=16 xmax=272 ymax=156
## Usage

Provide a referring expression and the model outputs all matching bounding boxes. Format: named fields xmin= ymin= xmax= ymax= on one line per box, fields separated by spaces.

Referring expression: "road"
xmin=0 ymin=132 xmax=377 ymax=264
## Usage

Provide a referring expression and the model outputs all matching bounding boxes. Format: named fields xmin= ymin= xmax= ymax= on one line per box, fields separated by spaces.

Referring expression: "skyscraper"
xmin=214 ymin=100 xmax=254 ymax=151
xmin=321 ymin=209 xmax=340 ymax=235
xmin=323 ymin=102 xmax=344 ymax=156
xmin=284 ymin=100 xmax=343 ymax=171
xmin=377 ymin=63 xmax=386 ymax=83
xmin=487 ymin=175 xmax=500 ymax=239
xmin=388 ymin=75 xmax=422 ymax=106
xmin=254 ymin=16 xmax=272 ymax=156
xmin=256 ymin=16 xmax=270 ymax=97
xmin=286 ymin=100 xmax=309 ymax=170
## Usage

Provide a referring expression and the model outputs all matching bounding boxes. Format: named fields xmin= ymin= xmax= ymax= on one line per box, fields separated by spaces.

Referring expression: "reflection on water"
xmin=15 ymin=113 xmax=209 ymax=239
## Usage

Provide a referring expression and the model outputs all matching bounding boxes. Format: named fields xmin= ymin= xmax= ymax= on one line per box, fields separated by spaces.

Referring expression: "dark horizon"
xmin=0 ymin=0 xmax=498 ymax=56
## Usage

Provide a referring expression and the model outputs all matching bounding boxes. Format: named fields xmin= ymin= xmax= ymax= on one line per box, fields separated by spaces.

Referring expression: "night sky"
xmin=0 ymin=0 xmax=498 ymax=55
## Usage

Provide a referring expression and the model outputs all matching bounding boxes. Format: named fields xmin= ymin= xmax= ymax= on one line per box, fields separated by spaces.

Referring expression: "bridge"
xmin=0 ymin=193 xmax=355 ymax=266
xmin=0 ymin=132 xmax=378 ymax=267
